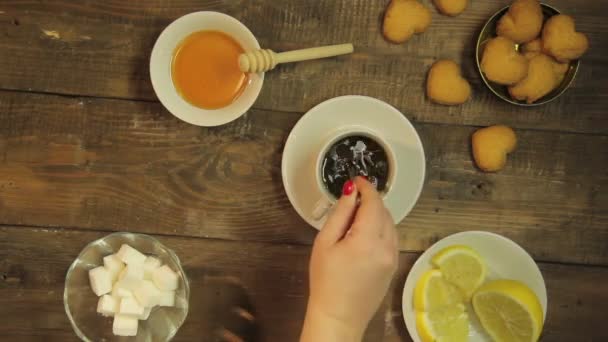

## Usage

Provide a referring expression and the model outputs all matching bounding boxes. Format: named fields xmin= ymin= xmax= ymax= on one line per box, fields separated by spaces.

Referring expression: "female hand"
xmin=300 ymin=176 xmax=399 ymax=341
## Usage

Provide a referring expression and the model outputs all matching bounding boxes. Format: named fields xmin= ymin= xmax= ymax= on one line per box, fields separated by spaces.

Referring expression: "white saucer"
xmin=402 ymin=231 xmax=548 ymax=342
xmin=281 ymin=96 xmax=426 ymax=229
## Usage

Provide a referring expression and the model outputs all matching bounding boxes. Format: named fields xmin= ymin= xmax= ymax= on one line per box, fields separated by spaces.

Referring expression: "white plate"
xmin=402 ymin=231 xmax=548 ymax=342
xmin=281 ymin=95 xmax=426 ymax=229
xmin=150 ymin=11 xmax=264 ymax=127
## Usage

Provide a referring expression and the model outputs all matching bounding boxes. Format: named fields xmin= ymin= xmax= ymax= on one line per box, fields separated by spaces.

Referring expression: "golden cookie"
xmin=433 ymin=0 xmax=468 ymax=16
xmin=546 ymin=56 xmax=569 ymax=85
xmin=426 ymin=60 xmax=471 ymax=105
xmin=496 ymin=0 xmax=543 ymax=43
xmin=552 ymin=60 xmax=569 ymax=83
xmin=481 ymin=36 xmax=529 ymax=85
xmin=383 ymin=0 xmax=432 ymax=44
xmin=542 ymin=15 xmax=589 ymax=62
xmin=508 ymin=54 xmax=560 ymax=103
xmin=472 ymin=125 xmax=517 ymax=172
xmin=521 ymin=38 xmax=542 ymax=55
xmin=521 ymin=38 xmax=569 ymax=81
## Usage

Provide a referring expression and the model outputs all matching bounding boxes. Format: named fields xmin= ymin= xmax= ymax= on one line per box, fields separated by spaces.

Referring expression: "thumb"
xmin=316 ymin=179 xmax=359 ymax=246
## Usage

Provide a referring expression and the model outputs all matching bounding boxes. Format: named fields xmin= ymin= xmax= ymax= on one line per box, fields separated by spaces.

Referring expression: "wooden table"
xmin=0 ymin=1 xmax=606 ymax=341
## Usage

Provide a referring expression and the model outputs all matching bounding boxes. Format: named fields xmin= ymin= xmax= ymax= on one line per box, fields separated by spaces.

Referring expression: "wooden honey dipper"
xmin=238 ymin=43 xmax=354 ymax=73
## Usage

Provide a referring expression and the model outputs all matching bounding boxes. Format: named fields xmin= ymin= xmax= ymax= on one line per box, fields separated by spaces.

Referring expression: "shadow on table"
xmin=188 ymin=275 xmax=259 ymax=342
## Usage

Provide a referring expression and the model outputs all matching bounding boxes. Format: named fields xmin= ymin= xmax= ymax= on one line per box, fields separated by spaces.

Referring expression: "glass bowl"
xmin=476 ymin=3 xmax=580 ymax=106
xmin=64 ymin=232 xmax=190 ymax=341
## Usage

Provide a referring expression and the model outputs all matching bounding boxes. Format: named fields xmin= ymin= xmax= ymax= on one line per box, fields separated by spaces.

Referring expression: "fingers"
xmin=348 ymin=177 xmax=386 ymax=238
xmin=384 ymin=209 xmax=399 ymax=250
xmin=316 ymin=180 xmax=359 ymax=246
xmin=353 ymin=176 xmax=383 ymax=205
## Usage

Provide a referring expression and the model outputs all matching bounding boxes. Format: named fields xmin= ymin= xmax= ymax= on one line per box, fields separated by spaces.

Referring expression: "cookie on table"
xmin=426 ymin=60 xmax=471 ymax=105
xmin=472 ymin=125 xmax=517 ymax=172
xmin=383 ymin=0 xmax=432 ymax=44
xmin=433 ymin=0 xmax=468 ymax=16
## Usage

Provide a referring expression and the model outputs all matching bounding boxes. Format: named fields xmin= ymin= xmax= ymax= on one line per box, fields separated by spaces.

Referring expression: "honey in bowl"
xmin=172 ymin=30 xmax=249 ymax=109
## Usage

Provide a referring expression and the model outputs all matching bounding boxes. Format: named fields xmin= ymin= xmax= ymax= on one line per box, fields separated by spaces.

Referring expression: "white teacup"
xmin=311 ymin=127 xmax=398 ymax=221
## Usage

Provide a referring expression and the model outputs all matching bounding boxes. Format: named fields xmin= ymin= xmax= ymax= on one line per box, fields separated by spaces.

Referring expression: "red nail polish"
xmin=342 ymin=180 xmax=355 ymax=196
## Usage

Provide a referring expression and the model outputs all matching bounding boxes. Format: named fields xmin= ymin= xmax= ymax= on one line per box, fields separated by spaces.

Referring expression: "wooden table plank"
xmin=1 ymin=1 xmax=606 ymax=341
xmin=1 ymin=90 xmax=607 ymax=265
xmin=1 ymin=226 xmax=607 ymax=341
xmin=1 ymin=0 xmax=607 ymax=133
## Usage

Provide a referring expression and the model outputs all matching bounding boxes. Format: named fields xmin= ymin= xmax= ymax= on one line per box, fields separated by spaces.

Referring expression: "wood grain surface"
xmin=2 ymin=226 xmax=607 ymax=341
xmin=0 ymin=0 xmax=607 ymax=133
xmin=1 ymin=90 xmax=606 ymax=266
xmin=1 ymin=0 xmax=607 ymax=340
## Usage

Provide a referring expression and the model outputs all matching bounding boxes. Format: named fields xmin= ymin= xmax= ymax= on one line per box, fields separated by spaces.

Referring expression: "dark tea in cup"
xmin=320 ymin=134 xmax=390 ymax=199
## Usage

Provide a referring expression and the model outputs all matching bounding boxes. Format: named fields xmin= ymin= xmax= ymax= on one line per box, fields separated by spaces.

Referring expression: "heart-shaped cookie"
xmin=542 ymin=15 xmax=589 ymax=62
xmin=497 ymin=0 xmax=543 ymax=43
xmin=521 ymin=38 xmax=542 ymax=55
xmin=481 ymin=36 xmax=529 ymax=85
xmin=472 ymin=125 xmax=517 ymax=172
xmin=551 ymin=59 xmax=570 ymax=83
xmin=427 ymin=60 xmax=471 ymax=105
xmin=508 ymin=54 xmax=560 ymax=104
xmin=433 ymin=0 xmax=468 ymax=16
xmin=521 ymin=39 xmax=569 ymax=81
xmin=383 ymin=0 xmax=432 ymax=44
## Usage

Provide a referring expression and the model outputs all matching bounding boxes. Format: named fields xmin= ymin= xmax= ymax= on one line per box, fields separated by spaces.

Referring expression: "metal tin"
xmin=475 ymin=3 xmax=580 ymax=106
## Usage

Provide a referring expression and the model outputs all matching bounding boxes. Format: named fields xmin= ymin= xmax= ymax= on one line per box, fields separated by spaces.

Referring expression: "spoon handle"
xmin=238 ymin=43 xmax=354 ymax=73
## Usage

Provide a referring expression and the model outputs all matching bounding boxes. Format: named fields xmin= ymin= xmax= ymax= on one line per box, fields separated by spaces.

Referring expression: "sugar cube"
xmin=116 ymin=244 xmax=146 ymax=265
xmin=89 ymin=266 xmax=112 ymax=296
xmin=103 ymin=254 xmax=125 ymax=281
xmin=113 ymin=314 xmax=138 ymax=336
xmin=137 ymin=306 xmax=152 ymax=320
xmin=112 ymin=281 xmax=134 ymax=298
xmin=89 ymin=247 xmax=182 ymax=337
xmin=118 ymin=264 xmax=144 ymax=290
xmin=134 ymin=280 xmax=161 ymax=307
xmin=143 ymin=256 xmax=161 ymax=280
xmin=120 ymin=264 xmax=144 ymax=280
xmin=97 ymin=295 xmax=119 ymax=317
xmin=158 ymin=291 xmax=175 ymax=307
xmin=119 ymin=297 xmax=145 ymax=316
xmin=152 ymin=265 xmax=179 ymax=291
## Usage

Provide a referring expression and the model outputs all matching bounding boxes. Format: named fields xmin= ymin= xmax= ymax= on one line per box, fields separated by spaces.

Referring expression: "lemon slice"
xmin=416 ymin=304 xmax=469 ymax=342
xmin=473 ymin=280 xmax=543 ymax=342
xmin=414 ymin=269 xmax=464 ymax=312
xmin=431 ymin=245 xmax=486 ymax=298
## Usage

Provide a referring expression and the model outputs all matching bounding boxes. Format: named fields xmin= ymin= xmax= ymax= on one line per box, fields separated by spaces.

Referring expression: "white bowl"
xmin=402 ymin=231 xmax=547 ymax=342
xmin=64 ymin=232 xmax=190 ymax=341
xmin=150 ymin=12 xmax=264 ymax=127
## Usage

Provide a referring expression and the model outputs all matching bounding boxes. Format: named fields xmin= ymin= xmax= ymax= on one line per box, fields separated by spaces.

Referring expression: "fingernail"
xmin=342 ymin=180 xmax=355 ymax=196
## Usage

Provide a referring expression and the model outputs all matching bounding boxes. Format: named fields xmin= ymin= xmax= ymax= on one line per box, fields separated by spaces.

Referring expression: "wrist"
xmin=300 ymin=300 xmax=364 ymax=342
